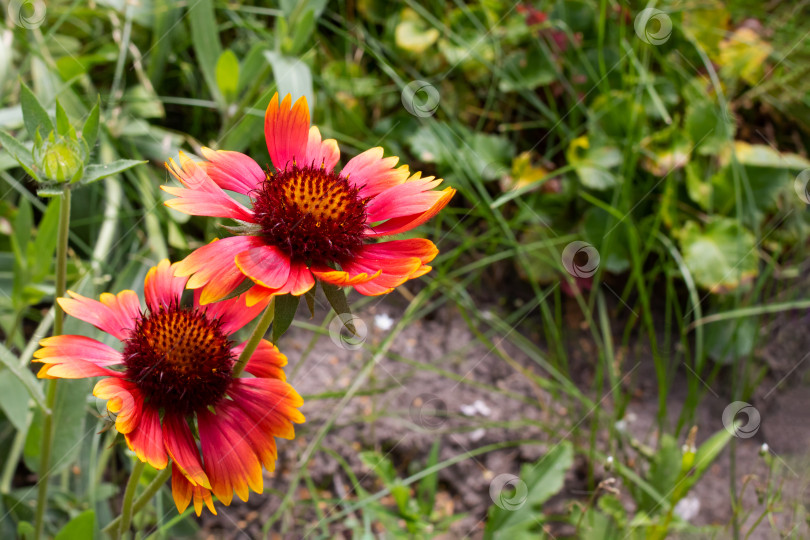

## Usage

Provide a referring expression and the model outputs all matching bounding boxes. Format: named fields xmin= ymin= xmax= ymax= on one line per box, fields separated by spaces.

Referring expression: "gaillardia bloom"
xmin=34 ymin=260 xmax=304 ymax=515
xmin=162 ymin=93 xmax=455 ymax=305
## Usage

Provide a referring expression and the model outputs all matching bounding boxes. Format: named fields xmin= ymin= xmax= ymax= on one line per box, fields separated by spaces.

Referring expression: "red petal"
xmin=234 ymin=245 xmax=292 ymax=290
xmin=163 ymin=413 xmax=211 ymax=489
xmin=93 ymin=377 xmax=142 ymax=434
xmin=198 ymin=408 xmax=263 ymax=505
xmin=367 ymin=187 xmax=455 ymax=237
xmin=125 ymin=405 xmax=168 ymax=470
xmin=196 ymin=290 xmax=270 ymax=336
xmin=265 ymin=93 xmax=310 ymax=171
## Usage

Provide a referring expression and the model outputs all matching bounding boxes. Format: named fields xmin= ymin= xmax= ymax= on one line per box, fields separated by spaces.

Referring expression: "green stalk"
xmin=117 ymin=460 xmax=145 ymax=540
xmin=231 ymin=299 xmax=275 ymax=377
xmin=33 ymin=187 xmax=71 ymax=540
xmin=102 ymin=468 xmax=172 ymax=536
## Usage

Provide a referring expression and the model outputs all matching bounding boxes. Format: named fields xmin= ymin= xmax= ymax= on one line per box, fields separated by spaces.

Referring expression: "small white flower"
xmin=474 ymin=400 xmax=491 ymax=417
xmin=460 ymin=404 xmax=478 ymax=416
xmin=469 ymin=428 xmax=486 ymax=441
xmin=374 ymin=313 xmax=394 ymax=331
xmin=673 ymin=496 xmax=700 ymax=522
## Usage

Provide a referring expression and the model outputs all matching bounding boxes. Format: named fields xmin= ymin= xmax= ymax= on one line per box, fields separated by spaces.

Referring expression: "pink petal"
xmin=35 ymin=335 xmax=122 ymax=366
xmin=197 ymin=290 xmax=271 ymax=336
xmin=199 ymin=147 xmax=266 ymax=195
xmin=340 ymin=147 xmax=410 ymax=198
xmin=232 ymin=339 xmax=288 ymax=381
xmin=144 ymin=259 xmax=188 ymax=312
xmin=162 ymin=153 xmax=255 ymax=222
xmin=264 ymin=93 xmax=310 ymax=171
xmin=305 ymin=126 xmax=340 ymax=170
xmin=364 ymin=175 xmax=444 ymax=222
xmin=174 ymin=236 xmax=264 ymax=305
xmin=58 ymin=290 xmax=140 ymax=341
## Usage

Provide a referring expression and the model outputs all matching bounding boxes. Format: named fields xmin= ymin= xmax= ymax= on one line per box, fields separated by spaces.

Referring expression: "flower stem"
xmin=232 ymin=298 xmax=275 ymax=377
xmin=102 ymin=467 xmax=172 ymax=536
xmin=33 ymin=187 xmax=71 ymax=540
xmin=117 ymin=460 xmax=145 ymax=540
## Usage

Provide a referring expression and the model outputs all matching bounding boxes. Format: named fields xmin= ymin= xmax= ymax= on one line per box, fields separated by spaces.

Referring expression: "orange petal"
xmin=265 ymin=93 xmax=310 ymax=171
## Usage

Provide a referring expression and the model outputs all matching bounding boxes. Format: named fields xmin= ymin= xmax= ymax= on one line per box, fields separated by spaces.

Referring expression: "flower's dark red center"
xmin=252 ymin=165 xmax=367 ymax=264
xmin=122 ymin=305 xmax=233 ymax=415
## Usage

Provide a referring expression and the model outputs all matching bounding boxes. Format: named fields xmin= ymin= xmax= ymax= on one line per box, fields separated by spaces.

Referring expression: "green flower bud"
xmin=33 ymin=130 xmax=87 ymax=183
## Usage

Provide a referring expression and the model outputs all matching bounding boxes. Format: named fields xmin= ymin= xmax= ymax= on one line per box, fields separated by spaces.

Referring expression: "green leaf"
xmin=321 ymin=281 xmax=355 ymax=334
xmin=24 ymin=378 xmax=92 ymax=474
xmin=31 ymin=198 xmax=60 ymax=281
xmin=272 ymin=294 xmax=300 ymax=342
xmin=0 ymin=343 xmax=45 ymax=410
xmin=19 ymin=81 xmax=53 ymax=141
xmin=304 ymin=281 xmax=317 ymax=319
xmin=12 ymin=197 xmax=32 ymax=266
xmin=286 ymin=9 xmax=316 ymax=56
xmin=82 ymin=97 xmax=100 ymax=151
xmin=55 ymin=510 xmax=96 ymax=540
xmin=0 ymin=371 xmax=31 ymax=431
xmin=80 ymin=159 xmax=146 ymax=185
xmin=55 ymin=101 xmax=70 ymax=137
xmin=188 ymin=0 xmax=223 ymax=105
xmin=566 ymin=135 xmax=622 ymax=190
xmin=485 ymin=441 xmax=573 ymax=538
xmin=639 ymin=435 xmax=681 ymax=514
xmin=264 ymin=51 xmax=314 ymax=108
xmin=679 ymin=219 xmax=758 ymax=293
xmin=215 ymin=49 xmax=240 ymax=102
xmin=689 ymin=428 xmax=734 ymax=487
xmin=0 ymin=130 xmax=38 ymax=180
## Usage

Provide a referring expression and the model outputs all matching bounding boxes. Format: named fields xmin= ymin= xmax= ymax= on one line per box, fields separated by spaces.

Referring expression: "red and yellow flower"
xmin=34 ymin=260 xmax=304 ymax=515
xmin=162 ymin=93 xmax=455 ymax=305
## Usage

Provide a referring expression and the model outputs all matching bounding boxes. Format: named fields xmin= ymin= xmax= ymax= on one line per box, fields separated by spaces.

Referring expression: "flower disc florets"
xmin=252 ymin=164 xmax=368 ymax=264
xmin=122 ymin=304 xmax=233 ymax=415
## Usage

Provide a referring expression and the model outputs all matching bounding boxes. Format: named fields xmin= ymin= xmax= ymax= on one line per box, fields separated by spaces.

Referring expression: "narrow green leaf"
xmin=286 ymin=10 xmax=315 ymax=56
xmin=80 ymin=159 xmax=146 ymax=185
xmin=321 ymin=281 xmax=355 ymax=334
xmin=55 ymin=101 xmax=70 ymax=137
xmin=31 ymin=198 xmax=61 ymax=281
xmin=272 ymin=294 xmax=300 ymax=342
xmin=215 ymin=49 xmax=240 ymax=102
xmin=0 ymin=343 xmax=45 ymax=410
xmin=188 ymin=0 xmax=223 ymax=104
xmin=19 ymin=81 xmax=53 ymax=140
xmin=304 ymin=281 xmax=317 ymax=319
xmin=215 ymin=278 xmax=253 ymax=302
xmin=0 ymin=130 xmax=38 ymax=179
xmin=689 ymin=428 xmax=734 ymax=487
xmin=82 ymin=97 xmax=100 ymax=151
xmin=11 ymin=197 xmax=32 ymax=265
